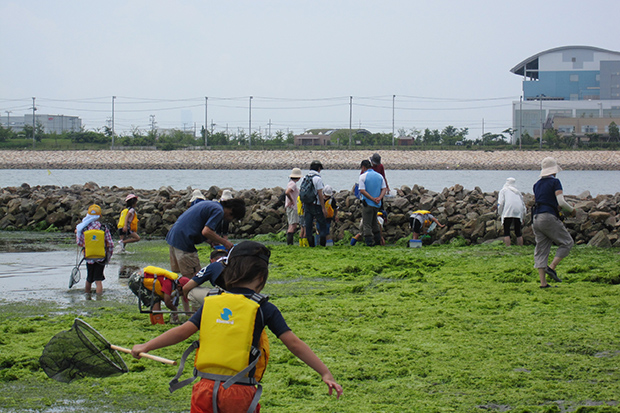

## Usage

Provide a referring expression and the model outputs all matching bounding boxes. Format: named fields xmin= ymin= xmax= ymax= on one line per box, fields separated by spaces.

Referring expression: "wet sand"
xmin=0 ymin=150 xmax=619 ymax=170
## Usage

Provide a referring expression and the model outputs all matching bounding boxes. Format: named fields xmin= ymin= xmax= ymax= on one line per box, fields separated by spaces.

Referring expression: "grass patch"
xmin=1 ymin=241 xmax=620 ymax=412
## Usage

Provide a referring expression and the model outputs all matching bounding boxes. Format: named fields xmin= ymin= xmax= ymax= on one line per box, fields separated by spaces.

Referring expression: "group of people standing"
xmin=285 ymin=154 xmax=392 ymax=248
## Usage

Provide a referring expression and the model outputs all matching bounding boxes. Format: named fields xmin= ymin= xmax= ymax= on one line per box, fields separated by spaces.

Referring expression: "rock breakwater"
xmin=0 ymin=150 xmax=619 ymax=170
xmin=1 ymin=182 xmax=618 ymax=247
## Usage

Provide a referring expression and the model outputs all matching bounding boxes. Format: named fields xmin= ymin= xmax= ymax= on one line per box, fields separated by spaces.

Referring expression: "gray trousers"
xmin=361 ymin=204 xmax=381 ymax=245
xmin=533 ymin=213 xmax=574 ymax=268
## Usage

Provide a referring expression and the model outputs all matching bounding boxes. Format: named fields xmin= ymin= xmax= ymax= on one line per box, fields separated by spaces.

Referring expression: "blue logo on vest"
xmin=220 ymin=308 xmax=232 ymax=320
xmin=217 ymin=307 xmax=234 ymax=324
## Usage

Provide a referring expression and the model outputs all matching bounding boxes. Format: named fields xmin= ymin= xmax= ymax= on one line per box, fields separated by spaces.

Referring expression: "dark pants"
xmin=361 ymin=204 xmax=381 ymax=246
xmin=86 ymin=262 xmax=105 ymax=283
xmin=503 ymin=217 xmax=523 ymax=237
xmin=303 ymin=203 xmax=327 ymax=247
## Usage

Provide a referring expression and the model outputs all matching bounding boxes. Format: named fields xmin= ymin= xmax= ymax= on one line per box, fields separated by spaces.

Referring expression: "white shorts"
xmin=287 ymin=208 xmax=300 ymax=225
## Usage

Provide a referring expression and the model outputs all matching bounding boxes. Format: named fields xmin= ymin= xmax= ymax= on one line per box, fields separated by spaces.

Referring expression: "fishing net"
xmin=40 ymin=318 xmax=128 ymax=383
xmin=69 ymin=265 xmax=81 ymax=289
xmin=128 ymin=270 xmax=160 ymax=310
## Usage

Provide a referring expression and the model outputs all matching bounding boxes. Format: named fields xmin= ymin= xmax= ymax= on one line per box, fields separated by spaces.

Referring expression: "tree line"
xmin=0 ymin=121 xmax=618 ymax=150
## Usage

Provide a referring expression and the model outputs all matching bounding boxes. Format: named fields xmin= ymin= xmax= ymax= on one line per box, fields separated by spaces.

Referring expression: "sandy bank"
xmin=0 ymin=150 xmax=618 ymax=170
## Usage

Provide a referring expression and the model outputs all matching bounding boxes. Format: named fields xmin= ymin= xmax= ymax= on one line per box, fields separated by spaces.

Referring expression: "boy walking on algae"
xmin=132 ymin=241 xmax=343 ymax=412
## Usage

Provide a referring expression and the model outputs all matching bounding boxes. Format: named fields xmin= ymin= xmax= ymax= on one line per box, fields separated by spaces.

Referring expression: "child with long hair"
xmin=131 ymin=241 xmax=342 ymax=412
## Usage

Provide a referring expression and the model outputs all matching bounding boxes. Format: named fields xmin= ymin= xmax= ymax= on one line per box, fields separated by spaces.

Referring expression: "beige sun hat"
xmin=289 ymin=167 xmax=302 ymax=179
xmin=220 ymin=189 xmax=234 ymax=201
xmin=189 ymin=189 xmax=205 ymax=203
xmin=540 ymin=157 xmax=562 ymax=177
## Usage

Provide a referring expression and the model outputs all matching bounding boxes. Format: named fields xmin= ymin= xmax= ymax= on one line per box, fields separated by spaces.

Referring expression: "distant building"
xmin=511 ymin=45 xmax=620 ymax=141
xmin=0 ymin=114 xmax=82 ymax=134
xmin=293 ymin=128 xmax=371 ymax=146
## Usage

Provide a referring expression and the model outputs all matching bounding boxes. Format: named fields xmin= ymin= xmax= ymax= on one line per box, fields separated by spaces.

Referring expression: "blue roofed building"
xmin=511 ymin=46 xmax=620 ymax=142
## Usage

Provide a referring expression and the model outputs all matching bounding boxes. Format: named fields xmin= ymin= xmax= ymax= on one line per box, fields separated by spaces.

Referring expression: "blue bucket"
xmin=409 ymin=239 xmax=422 ymax=248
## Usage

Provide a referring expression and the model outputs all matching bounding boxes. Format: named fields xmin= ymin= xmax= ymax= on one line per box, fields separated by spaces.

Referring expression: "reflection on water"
xmin=0 ymin=234 xmax=154 ymax=306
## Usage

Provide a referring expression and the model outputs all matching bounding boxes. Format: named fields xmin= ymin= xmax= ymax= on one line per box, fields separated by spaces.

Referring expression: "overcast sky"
xmin=2 ymin=0 xmax=619 ymax=139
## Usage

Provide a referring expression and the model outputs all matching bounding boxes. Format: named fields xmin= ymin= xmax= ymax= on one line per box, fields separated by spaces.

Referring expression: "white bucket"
xmin=409 ymin=239 xmax=422 ymax=248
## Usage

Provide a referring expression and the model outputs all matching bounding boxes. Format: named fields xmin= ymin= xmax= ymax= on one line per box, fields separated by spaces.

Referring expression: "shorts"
xmin=188 ymin=286 xmax=210 ymax=309
xmin=118 ymin=228 xmax=130 ymax=237
xmin=286 ymin=208 xmax=300 ymax=225
xmin=86 ymin=262 xmax=105 ymax=283
xmin=410 ymin=218 xmax=423 ymax=234
xmin=191 ymin=379 xmax=259 ymax=413
xmin=168 ymin=245 xmax=201 ymax=278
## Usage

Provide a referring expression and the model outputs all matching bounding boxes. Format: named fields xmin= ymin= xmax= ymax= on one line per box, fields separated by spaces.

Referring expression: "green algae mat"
xmin=1 ymin=240 xmax=619 ymax=412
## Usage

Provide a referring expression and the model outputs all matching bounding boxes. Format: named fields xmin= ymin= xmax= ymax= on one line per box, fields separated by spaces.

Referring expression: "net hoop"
xmin=69 ymin=266 xmax=81 ymax=289
xmin=73 ymin=318 xmax=128 ymax=373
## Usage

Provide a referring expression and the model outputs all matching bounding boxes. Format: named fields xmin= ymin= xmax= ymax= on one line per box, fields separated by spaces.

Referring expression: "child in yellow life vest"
xmin=409 ymin=210 xmax=445 ymax=240
xmin=131 ymin=241 xmax=343 ymax=412
xmin=323 ymin=185 xmax=338 ymax=246
xmin=117 ymin=194 xmax=140 ymax=252
xmin=142 ymin=266 xmax=191 ymax=324
xmin=76 ymin=204 xmax=114 ymax=295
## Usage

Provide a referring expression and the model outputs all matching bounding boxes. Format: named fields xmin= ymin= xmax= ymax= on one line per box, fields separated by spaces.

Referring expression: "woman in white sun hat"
xmin=285 ymin=168 xmax=303 ymax=245
xmin=532 ymin=157 xmax=576 ymax=288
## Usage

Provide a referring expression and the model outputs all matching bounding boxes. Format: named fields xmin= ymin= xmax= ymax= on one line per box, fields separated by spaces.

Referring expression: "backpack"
xmin=128 ymin=270 xmax=155 ymax=307
xmin=325 ymin=198 xmax=334 ymax=219
xmin=299 ymin=175 xmax=316 ymax=204
xmin=83 ymin=229 xmax=106 ymax=260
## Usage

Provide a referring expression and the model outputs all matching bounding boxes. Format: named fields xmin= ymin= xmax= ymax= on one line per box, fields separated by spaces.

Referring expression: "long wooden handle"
xmin=111 ymin=344 xmax=177 ymax=365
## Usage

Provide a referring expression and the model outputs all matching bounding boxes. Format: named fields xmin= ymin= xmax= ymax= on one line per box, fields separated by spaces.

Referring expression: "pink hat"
xmin=125 ymin=194 xmax=138 ymax=202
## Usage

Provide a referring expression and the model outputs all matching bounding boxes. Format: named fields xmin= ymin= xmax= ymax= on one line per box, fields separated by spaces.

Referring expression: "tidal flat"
xmin=1 ymin=239 xmax=619 ymax=412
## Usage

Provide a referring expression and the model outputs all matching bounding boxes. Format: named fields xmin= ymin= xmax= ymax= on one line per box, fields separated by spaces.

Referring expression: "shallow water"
xmin=0 ymin=249 xmax=128 ymax=305
xmin=0 ymin=233 xmax=164 ymax=305
xmin=2 ymin=168 xmax=619 ymax=196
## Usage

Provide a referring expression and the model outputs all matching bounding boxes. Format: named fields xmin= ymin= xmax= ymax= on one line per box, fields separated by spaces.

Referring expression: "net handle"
xmin=111 ymin=345 xmax=177 ymax=366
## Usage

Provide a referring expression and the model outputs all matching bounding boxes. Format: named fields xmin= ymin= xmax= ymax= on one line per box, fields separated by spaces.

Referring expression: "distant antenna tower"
xmin=149 ymin=115 xmax=157 ymax=132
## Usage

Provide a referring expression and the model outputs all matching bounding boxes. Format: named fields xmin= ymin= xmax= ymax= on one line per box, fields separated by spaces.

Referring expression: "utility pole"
xmin=249 ymin=96 xmax=253 ymax=149
xmin=149 ymin=114 xmax=157 ymax=132
xmin=112 ymin=96 xmax=116 ymax=148
xmin=4 ymin=110 xmax=11 ymax=128
xmin=349 ymin=96 xmax=352 ymax=148
xmin=392 ymin=94 xmax=395 ymax=147
xmin=204 ymin=97 xmax=208 ymax=148
xmin=31 ymin=97 xmax=37 ymax=148
xmin=268 ymin=119 xmax=272 ymax=138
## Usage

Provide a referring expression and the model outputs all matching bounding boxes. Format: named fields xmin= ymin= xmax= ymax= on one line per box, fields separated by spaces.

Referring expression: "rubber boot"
xmin=373 ymin=234 xmax=382 ymax=246
xmin=364 ymin=236 xmax=375 ymax=247
xmin=319 ymin=236 xmax=327 ymax=247
xmin=350 ymin=238 xmax=357 ymax=246
xmin=308 ymin=236 xmax=315 ymax=248
xmin=286 ymin=233 xmax=294 ymax=245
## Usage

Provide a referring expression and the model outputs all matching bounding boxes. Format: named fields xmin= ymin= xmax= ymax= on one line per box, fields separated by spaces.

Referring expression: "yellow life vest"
xmin=117 ymin=208 xmax=138 ymax=232
xmin=84 ymin=229 xmax=106 ymax=259
xmin=296 ymin=196 xmax=304 ymax=216
xmin=195 ymin=292 xmax=269 ymax=380
xmin=142 ymin=266 xmax=179 ymax=297
xmin=169 ymin=289 xmax=270 ymax=400
xmin=412 ymin=210 xmax=432 ymax=227
xmin=325 ymin=198 xmax=334 ymax=219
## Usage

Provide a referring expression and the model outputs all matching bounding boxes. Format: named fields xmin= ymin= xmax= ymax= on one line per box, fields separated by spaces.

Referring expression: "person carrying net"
xmin=131 ymin=241 xmax=343 ymax=412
